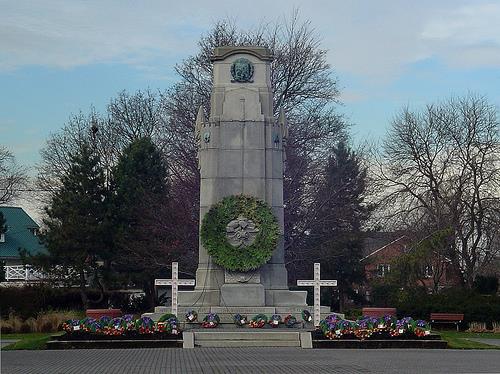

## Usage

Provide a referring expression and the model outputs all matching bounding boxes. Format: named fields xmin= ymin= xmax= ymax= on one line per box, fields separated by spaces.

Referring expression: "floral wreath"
xmin=200 ymin=195 xmax=279 ymax=271
xmin=185 ymin=310 xmax=198 ymax=322
xmin=234 ymin=313 xmax=248 ymax=327
xmin=249 ymin=314 xmax=268 ymax=328
xmin=301 ymin=310 xmax=313 ymax=323
xmin=269 ymin=314 xmax=282 ymax=327
xmin=284 ymin=314 xmax=297 ymax=328
xmin=202 ymin=313 xmax=220 ymax=328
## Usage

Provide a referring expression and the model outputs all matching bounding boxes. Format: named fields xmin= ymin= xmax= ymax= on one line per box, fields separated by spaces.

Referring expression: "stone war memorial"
xmin=152 ymin=46 xmax=333 ymax=327
xmin=47 ymin=45 xmax=446 ymax=351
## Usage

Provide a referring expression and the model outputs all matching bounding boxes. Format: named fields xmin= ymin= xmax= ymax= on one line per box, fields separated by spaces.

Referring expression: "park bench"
xmin=86 ymin=308 xmax=122 ymax=319
xmin=430 ymin=313 xmax=464 ymax=331
xmin=362 ymin=307 xmax=397 ymax=318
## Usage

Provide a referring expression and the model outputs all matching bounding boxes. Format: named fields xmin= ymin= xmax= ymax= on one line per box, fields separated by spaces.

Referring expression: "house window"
xmin=377 ymin=264 xmax=390 ymax=277
xmin=0 ymin=233 xmax=4 ymax=243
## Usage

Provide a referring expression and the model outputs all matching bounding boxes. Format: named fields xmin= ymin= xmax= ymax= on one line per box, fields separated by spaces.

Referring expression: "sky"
xmin=1 ymin=1 xmax=500 ymax=171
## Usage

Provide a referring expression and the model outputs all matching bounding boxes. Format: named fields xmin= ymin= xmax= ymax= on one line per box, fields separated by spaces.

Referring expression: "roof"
xmin=0 ymin=206 xmax=46 ymax=259
xmin=361 ymin=235 xmax=408 ymax=262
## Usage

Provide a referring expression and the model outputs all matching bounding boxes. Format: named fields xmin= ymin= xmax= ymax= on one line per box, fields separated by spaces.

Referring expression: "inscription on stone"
xmin=225 ymin=270 xmax=261 ymax=284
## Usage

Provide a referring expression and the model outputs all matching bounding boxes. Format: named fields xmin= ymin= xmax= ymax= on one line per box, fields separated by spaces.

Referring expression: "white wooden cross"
xmin=154 ymin=262 xmax=195 ymax=318
xmin=297 ymin=263 xmax=337 ymax=326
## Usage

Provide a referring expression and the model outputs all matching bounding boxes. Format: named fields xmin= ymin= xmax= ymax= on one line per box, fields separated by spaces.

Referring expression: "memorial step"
xmin=187 ymin=330 xmax=311 ymax=348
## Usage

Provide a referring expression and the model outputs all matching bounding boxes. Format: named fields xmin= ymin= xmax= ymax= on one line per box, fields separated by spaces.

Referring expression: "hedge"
xmin=0 ymin=285 xmax=146 ymax=319
xmin=371 ymin=286 xmax=500 ymax=323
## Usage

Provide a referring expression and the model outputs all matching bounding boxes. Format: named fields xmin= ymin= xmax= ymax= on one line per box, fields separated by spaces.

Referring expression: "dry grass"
xmin=466 ymin=322 xmax=489 ymax=333
xmin=1 ymin=310 xmax=82 ymax=334
xmin=493 ymin=322 xmax=500 ymax=333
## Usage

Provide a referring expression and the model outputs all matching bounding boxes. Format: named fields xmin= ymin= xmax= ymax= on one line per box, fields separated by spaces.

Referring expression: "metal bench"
xmin=430 ymin=313 xmax=464 ymax=331
xmin=362 ymin=307 xmax=397 ymax=318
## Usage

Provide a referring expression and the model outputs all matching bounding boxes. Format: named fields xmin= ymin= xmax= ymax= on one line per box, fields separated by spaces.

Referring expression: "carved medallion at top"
xmin=231 ymin=58 xmax=254 ymax=83
xmin=225 ymin=215 xmax=259 ymax=248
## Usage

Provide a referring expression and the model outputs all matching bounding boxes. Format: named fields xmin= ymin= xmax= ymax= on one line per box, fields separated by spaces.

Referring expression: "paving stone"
xmin=2 ymin=348 xmax=500 ymax=373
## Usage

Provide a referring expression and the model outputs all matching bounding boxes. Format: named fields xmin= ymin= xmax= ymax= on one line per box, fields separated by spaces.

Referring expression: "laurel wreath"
xmin=200 ymin=195 xmax=279 ymax=272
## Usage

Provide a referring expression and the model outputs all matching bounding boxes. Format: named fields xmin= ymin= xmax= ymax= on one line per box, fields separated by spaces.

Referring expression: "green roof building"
xmin=0 ymin=206 xmax=46 ymax=266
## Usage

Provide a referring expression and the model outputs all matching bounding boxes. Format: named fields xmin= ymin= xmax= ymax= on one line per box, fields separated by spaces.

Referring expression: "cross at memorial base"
xmin=154 ymin=262 xmax=195 ymax=318
xmin=297 ymin=263 xmax=337 ymax=326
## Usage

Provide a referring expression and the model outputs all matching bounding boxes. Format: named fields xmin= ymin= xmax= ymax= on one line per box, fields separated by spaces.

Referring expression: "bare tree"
xmin=35 ymin=14 xmax=347 ymax=283
xmin=162 ymin=15 xmax=346 ymax=266
xmin=37 ymin=90 xmax=167 ymax=194
xmin=0 ymin=146 xmax=27 ymax=205
xmin=373 ymin=95 xmax=500 ymax=287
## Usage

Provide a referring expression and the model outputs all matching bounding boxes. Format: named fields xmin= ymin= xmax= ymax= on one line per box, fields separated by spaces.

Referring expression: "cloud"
xmin=0 ymin=0 xmax=206 ymax=70
xmin=1 ymin=0 xmax=500 ymax=81
xmin=420 ymin=3 xmax=500 ymax=68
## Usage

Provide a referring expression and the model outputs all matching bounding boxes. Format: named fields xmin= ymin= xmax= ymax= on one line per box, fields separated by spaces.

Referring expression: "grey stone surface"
xmin=265 ymin=289 xmax=308 ymax=306
xmin=183 ymin=332 xmax=194 ymax=349
xmin=177 ymin=46 xmax=304 ymax=309
xmin=3 ymin=348 xmax=500 ymax=373
xmin=220 ymin=283 xmax=265 ymax=306
xmin=300 ymin=331 xmax=313 ymax=349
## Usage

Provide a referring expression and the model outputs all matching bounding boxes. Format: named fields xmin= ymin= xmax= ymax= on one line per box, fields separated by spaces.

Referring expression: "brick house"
xmin=359 ymin=234 xmax=460 ymax=300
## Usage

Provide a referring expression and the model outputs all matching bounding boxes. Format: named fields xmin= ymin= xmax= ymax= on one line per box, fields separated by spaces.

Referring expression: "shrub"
xmin=474 ymin=275 xmax=499 ymax=295
xmin=373 ymin=287 xmax=500 ymax=323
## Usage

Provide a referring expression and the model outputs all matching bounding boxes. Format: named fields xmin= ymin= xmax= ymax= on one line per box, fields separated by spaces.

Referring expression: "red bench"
xmin=430 ymin=313 xmax=464 ymax=331
xmin=362 ymin=307 xmax=397 ymax=318
xmin=86 ymin=309 xmax=122 ymax=319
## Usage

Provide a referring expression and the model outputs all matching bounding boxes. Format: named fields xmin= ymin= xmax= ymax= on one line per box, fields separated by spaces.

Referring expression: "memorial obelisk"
xmin=177 ymin=46 xmax=307 ymax=309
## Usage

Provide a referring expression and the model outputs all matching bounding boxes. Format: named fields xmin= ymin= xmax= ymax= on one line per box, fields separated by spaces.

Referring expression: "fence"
xmin=5 ymin=265 xmax=46 ymax=281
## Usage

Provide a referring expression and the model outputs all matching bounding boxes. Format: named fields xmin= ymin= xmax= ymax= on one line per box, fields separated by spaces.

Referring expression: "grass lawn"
xmin=438 ymin=331 xmax=500 ymax=349
xmin=1 ymin=332 xmax=63 ymax=350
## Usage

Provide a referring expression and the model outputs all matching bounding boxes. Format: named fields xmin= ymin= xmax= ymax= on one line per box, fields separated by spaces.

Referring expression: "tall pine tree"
xmin=310 ymin=141 xmax=371 ymax=311
xmin=111 ymin=137 xmax=176 ymax=307
xmin=33 ymin=143 xmax=110 ymax=308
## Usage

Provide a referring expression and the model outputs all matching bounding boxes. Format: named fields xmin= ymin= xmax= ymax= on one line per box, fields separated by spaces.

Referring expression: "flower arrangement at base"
xmin=301 ymin=310 xmax=313 ymax=323
xmin=62 ymin=319 xmax=81 ymax=333
xmin=80 ymin=317 xmax=102 ymax=333
xmin=319 ymin=314 xmax=432 ymax=341
xmin=185 ymin=310 xmax=198 ymax=323
xmin=157 ymin=319 xmax=179 ymax=335
xmin=269 ymin=314 xmax=282 ymax=327
xmin=233 ymin=314 xmax=248 ymax=327
xmin=374 ymin=315 xmax=396 ymax=336
xmin=284 ymin=315 xmax=297 ymax=328
xmin=123 ymin=314 xmax=135 ymax=331
xmin=202 ymin=313 xmax=220 ymax=328
xmin=412 ymin=320 xmax=431 ymax=337
xmin=250 ymin=314 xmax=268 ymax=328
xmin=61 ymin=315 xmax=183 ymax=337
xmin=135 ymin=316 xmax=155 ymax=334
xmin=390 ymin=317 xmax=411 ymax=337
xmin=354 ymin=317 xmax=378 ymax=340
xmin=106 ymin=317 xmax=126 ymax=336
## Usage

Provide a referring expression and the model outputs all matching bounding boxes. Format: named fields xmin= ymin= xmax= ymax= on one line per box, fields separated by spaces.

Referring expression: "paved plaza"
xmin=2 ymin=348 xmax=500 ymax=374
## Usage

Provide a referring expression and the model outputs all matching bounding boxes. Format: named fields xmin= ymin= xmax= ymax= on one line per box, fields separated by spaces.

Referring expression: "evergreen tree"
xmin=112 ymin=137 xmax=175 ymax=307
xmin=33 ymin=143 xmax=110 ymax=309
xmin=310 ymin=141 xmax=371 ymax=311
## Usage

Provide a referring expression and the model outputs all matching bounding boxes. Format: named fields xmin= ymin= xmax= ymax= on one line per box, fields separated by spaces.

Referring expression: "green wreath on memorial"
xmin=200 ymin=195 xmax=279 ymax=272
